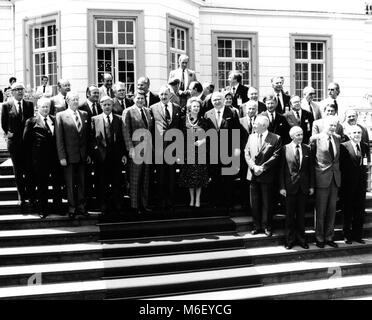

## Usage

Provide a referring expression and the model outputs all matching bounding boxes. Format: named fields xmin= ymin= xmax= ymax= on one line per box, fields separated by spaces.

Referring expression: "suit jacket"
xmin=301 ymin=99 xmax=322 ymax=120
xmin=245 ymin=131 xmax=282 ymax=183
xmin=310 ymin=133 xmax=341 ymax=188
xmin=275 ymin=90 xmax=291 ymax=114
xmin=23 ymin=114 xmax=57 ymax=165
xmin=239 ymin=101 xmax=266 ymax=118
xmin=50 ymin=93 xmax=67 ymax=115
xmin=122 ymin=106 xmax=153 ymax=162
xmin=261 ymin=110 xmax=291 ymax=144
xmin=225 ymin=84 xmax=249 ymax=109
xmin=342 ymin=123 xmax=370 ymax=148
xmin=91 ymin=113 xmax=125 ymax=163
xmin=55 ymin=109 xmax=90 ymax=164
xmin=112 ymin=97 xmax=134 ymax=116
xmin=79 ymin=101 xmax=103 ymax=121
xmin=340 ymin=140 xmax=370 ymax=190
xmin=98 ymin=85 xmax=115 ymax=100
xmin=147 ymin=91 xmax=160 ymax=108
xmin=168 ymin=68 xmax=197 ymax=92
xmin=312 ymin=118 xmax=344 ymax=139
xmin=150 ymin=102 xmax=182 ymax=161
xmin=1 ymin=98 xmax=34 ymax=151
xmin=279 ymin=143 xmax=314 ymax=195
xmin=284 ymin=109 xmax=314 ymax=144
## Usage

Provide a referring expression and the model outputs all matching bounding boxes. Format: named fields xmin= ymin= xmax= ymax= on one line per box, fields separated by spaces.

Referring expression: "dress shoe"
xmin=251 ymin=229 xmax=260 ymax=235
xmin=264 ymin=229 xmax=273 ymax=237
xmin=285 ymin=243 xmax=293 ymax=250
xmin=326 ymin=241 xmax=338 ymax=248
xmin=345 ymin=239 xmax=353 ymax=245
xmin=316 ymin=241 xmax=325 ymax=248
xmin=354 ymin=239 xmax=365 ymax=244
xmin=299 ymin=243 xmax=309 ymax=249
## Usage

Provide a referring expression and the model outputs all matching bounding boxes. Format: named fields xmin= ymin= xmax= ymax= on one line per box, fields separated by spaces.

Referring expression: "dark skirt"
xmin=178 ymin=164 xmax=209 ymax=188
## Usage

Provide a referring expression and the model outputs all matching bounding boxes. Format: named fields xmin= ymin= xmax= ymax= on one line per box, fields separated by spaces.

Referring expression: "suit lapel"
xmin=209 ymin=109 xmax=218 ymax=130
xmin=345 ymin=141 xmax=358 ymax=166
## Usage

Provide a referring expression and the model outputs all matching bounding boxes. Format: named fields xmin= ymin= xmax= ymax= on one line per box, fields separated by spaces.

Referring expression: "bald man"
xmin=279 ymin=126 xmax=314 ymax=249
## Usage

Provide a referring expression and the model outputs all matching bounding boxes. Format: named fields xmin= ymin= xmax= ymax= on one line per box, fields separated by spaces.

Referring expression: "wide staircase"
xmin=0 ymin=152 xmax=371 ymax=300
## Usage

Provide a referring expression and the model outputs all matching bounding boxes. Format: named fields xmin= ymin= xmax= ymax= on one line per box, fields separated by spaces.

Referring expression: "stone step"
xmin=1 ymin=240 xmax=371 ymax=289
xmin=150 ymin=273 xmax=372 ymax=300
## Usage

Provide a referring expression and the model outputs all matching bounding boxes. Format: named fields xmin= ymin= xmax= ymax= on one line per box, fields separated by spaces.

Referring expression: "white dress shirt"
xmin=162 ymin=102 xmax=173 ymax=121
xmin=103 ymin=112 xmax=113 ymax=124
xmin=215 ymin=106 xmax=225 ymax=128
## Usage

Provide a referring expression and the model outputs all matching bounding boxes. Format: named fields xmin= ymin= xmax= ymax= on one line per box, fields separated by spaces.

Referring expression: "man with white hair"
xmin=342 ymin=109 xmax=369 ymax=147
xmin=150 ymin=85 xmax=182 ymax=213
xmin=112 ymin=82 xmax=134 ymax=115
xmin=310 ymin=115 xmax=341 ymax=248
xmin=279 ymin=126 xmax=314 ymax=249
xmin=50 ymin=79 xmax=71 ymax=115
xmin=56 ymin=92 xmax=91 ymax=218
xmin=301 ymin=86 xmax=322 ymax=120
xmin=340 ymin=125 xmax=370 ymax=244
xmin=98 ymin=73 xmax=115 ymax=99
xmin=245 ymin=115 xmax=282 ymax=236
xmin=1 ymin=82 xmax=35 ymax=209
xmin=23 ymin=97 xmax=63 ymax=218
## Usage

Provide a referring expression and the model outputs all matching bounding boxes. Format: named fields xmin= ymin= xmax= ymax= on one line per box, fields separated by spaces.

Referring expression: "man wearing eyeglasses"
xmin=301 ymin=86 xmax=322 ymax=121
xmin=320 ymin=82 xmax=341 ymax=116
xmin=1 ymin=82 xmax=35 ymax=210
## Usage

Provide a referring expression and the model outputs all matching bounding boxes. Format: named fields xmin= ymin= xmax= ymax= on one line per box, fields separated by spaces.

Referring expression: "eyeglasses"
xmin=12 ymin=88 xmax=24 ymax=92
xmin=328 ymin=88 xmax=336 ymax=91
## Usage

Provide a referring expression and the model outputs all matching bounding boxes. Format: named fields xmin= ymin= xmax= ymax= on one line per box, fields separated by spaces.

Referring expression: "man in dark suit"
xmin=1 ymin=82 xmax=35 ymax=209
xmin=279 ymin=126 xmax=314 ymax=249
xmin=225 ymin=71 xmax=249 ymax=109
xmin=261 ymin=94 xmax=291 ymax=144
xmin=112 ymin=82 xmax=134 ymax=115
xmin=204 ymin=92 xmax=241 ymax=211
xmin=50 ymin=79 xmax=71 ymax=115
xmin=55 ymin=92 xmax=91 ymax=218
xmin=150 ymin=86 xmax=182 ymax=213
xmin=311 ymin=116 xmax=341 ymax=248
xmin=23 ymin=97 xmax=63 ymax=218
xmin=123 ymin=91 xmax=154 ymax=214
xmin=271 ymin=76 xmax=290 ymax=114
xmin=79 ymin=85 xmax=103 ymax=210
xmin=137 ymin=76 xmax=160 ymax=108
xmin=245 ymin=115 xmax=282 ymax=236
xmin=239 ymin=100 xmax=258 ymax=211
xmin=284 ymin=95 xmax=314 ymax=144
xmin=98 ymin=73 xmax=115 ymax=100
xmin=91 ymin=96 xmax=126 ymax=215
xmin=340 ymin=125 xmax=370 ymax=244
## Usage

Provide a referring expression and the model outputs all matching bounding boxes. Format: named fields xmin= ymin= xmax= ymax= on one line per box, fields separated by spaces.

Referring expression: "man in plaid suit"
xmin=122 ymin=91 xmax=153 ymax=214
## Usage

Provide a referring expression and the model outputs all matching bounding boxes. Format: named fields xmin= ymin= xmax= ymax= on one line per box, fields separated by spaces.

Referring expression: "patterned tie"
xmin=44 ymin=117 xmax=51 ymax=133
xmin=74 ymin=111 xmax=81 ymax=132
xmin=295 ymin=144 xmax=301 ymax=170
xmin=328 ymin=136 xmax=334 ymax=161
xmin=296 ymin=111 xmax=300 ymax=121
xmin=165 ymin=104 xmax=171 ymax=124
xmin=140 ymin=107 xmax=148 ymax=129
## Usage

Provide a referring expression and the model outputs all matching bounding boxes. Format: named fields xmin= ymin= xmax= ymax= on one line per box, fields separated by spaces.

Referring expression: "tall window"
xmin=291 ymin=35 xmax=332 ymax=102
xmin=169 ymin=25 xmax=187 ymax=71
xmin=32 ymin=23 xmax=58 ymax=91
xmin=212 ymin=32 xmax=258 ymax=91
xmin=95 ymin=18 xmax=136 ymax=94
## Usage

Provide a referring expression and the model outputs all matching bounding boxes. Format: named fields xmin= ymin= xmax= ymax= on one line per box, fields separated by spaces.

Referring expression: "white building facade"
xmin=0 ymin=0 xmax=372 ymax=116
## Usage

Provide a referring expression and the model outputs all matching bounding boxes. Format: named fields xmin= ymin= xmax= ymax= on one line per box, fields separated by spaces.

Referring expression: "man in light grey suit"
xmin=150 ymin=86 xmax=182 ymax=213
xmin=122 ymin=91 xmax=153 ymax=214
xmin=50 ymin=79 xmax=71 ymax=115
xmin=312 ymin=103 xmax=344 ymax=138
xmin=310 ymin=115 xmax=341 ymax=248
xmin=168 ymin=54 xmax=197 ymax=108
xmin=98 ymin=73 xmax=115 ymax=100
xmin=55 ymin=92 xmax=91 ymax=218
xmin=301 ymin=86 xmax=322 ymax=121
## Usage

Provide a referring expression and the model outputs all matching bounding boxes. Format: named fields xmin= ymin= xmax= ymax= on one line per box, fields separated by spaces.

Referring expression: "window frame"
xmin=290 ymin=34 xmax=333 ymax=101
xmin=23 ymin=12 xmax=61 ymax=92
xmin=166 ymin=14 xmax=195 ymax=74
xmin=211 ymin=31 xmax=258 ymax=91
xmin=87 ymin=9 xmax=145 ymax=92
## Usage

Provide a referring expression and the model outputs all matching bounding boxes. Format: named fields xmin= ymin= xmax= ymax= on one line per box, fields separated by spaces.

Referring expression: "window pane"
xmin=106 ymin=32 xmax=113 ymax=44
xmin=126 ymin=21 xmax=133 ymax=33
xmin=170 ymin=28 xmax=175 ymax=48
xmin=97 ymin=20 xmax=104 ymax=32
xmin=126 ymin=33 xmax=134 ymax=45
xmin=105 ymin=20 xmax=113 ymax=32
xmin=97 ymin=32 xmax=104 ymax=44
xmin=118 ymin=33 xmax=126 ymax=44
xmin=118 ymin=21 xmax=125 ymax=33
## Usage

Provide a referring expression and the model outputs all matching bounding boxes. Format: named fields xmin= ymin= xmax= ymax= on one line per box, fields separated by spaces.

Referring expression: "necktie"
xmin=269 ymin=112 xmax=274 ymax=124
xmin=334 ymin=100 xmax=338 ymax=113
xmin=180 ymin=70 xmax=185 ymax=91
xmin=18 ymin=101 xmax=22 ymax=120
xmin=328 ymin=136 xmax=334 ymax=161
xmin=258 ymin=134 xmax=263 ymax=152
xmin=217 ymin=110 xmax=221 ymax=129
xmin=44 ymin=117 xmax=51 ymax=133
xmin=144 ymin=95 xmax=148 ymax=108
xmin=74 ymin=111 xmax=81 ymax=132
xmin=308 ymin=102 xmax=314 ymax=115
xmin=277 ymin=93 xmax=282 ymax=111
xmin=249 ymin=117 xmax=253 ymax=134
xmin=105 ymin=114 xmax=114 ymax=144
xmin=120 ymin=99 xmax=124 ymax=110
xmin=92 ymin=103 xmax=97 ymax=116
xmin=43 ymin=86 xmax=46 ymax=93
xmin=64 ymin=96 xmax=67 ymax=108
xmin=140 ymin=107 xmax=148 ymax=129
xmin=295 ymin=144 xmax=300 ymax=170
xmin=165 ymin=104 xmax=171 ymax=123
xmin=232 ymin=86 xmax=236 ymax=96
xmin=296 ymin=111 xmax=300 ymax=120
xmin=356 ymin=144 xmax=362 ymax=164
